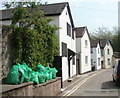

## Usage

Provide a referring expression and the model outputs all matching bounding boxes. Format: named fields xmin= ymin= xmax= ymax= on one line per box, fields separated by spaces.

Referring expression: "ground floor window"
xmin=108 ymin=59 xmax=110 ymax=65
xmin=98 ymin=58 xmax=100 ymax=66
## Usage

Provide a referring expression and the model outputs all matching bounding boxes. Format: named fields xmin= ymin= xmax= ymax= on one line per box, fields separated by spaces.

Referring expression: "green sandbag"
xmin=51 ymin=68 xmax=58 ymax=79
xmin=30 ymin=71 xmax=39 ymax=85
xmin=21 ymin=63 xmax=32 ymax=82
xmin=45 ymin=67 xmax=52 ymax=80
xmin=38 ymin=73 xmax=46 ymax=83
xmin=6 ymin=65 xmax=19 ymax=84
xmin=36 ymin=64 xmax=46 ymax=73
xmin=43 ymin=70 xmax=50 ymax=82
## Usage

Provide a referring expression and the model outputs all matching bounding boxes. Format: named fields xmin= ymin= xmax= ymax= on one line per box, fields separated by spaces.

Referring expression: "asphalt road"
xmin=62 ymin=68 xmax=120 ymax=97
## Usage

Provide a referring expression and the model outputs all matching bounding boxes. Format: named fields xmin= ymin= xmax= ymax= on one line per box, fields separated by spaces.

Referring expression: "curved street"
xmin=60 ymin=68 xmax=120 ymax=97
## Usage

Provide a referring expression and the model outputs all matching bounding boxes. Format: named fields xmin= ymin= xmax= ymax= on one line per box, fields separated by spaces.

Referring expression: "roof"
xmin=91 ymin=40 xmax=99 ymax=48
xmin=99 ymin=39 xmax=110 ymax=49
xmin=74 ymin=27 xmax=85 ymax=38
xmin=74 ymin=26 xmax=91 ymax=39
xmin=1 ymin=2 xmax=74 ymax=28
xmin=113 ymin=52 xmax=120 ymax=58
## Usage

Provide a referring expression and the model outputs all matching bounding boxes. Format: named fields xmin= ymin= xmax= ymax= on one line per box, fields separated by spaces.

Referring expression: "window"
xmin=108 ymin=59 xmax=110 ymax=65
xmin=72 ymin=56 xmax=75 ymax=65
xmin=62 ymin=42 xmax=67 ymax=57
xmin=107 ymin=49 xmax=110 ymax=55
xmin=85 ymin=40 xmax=87 ymax=47
xmin=101 ymin=49 xmax=104 ymax=56
xmin=85 ymin=56 xmax=88 ymax=64
xmin=72 ymin=29 xmax=74 ymax=39
xmin=91 ymin=59 xmax=93 ymax=66
xmin=91 ymin=48 xmax=93 ymax=53
xmin=101 ymin=61 xmax=104 ymax=65
xmin=67 ymin=23 xmax=71 ymax=37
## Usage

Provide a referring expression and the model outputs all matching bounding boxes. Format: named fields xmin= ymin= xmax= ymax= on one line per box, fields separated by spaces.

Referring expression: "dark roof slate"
xmin=74 ymin=26 xmax=91 ymax=40
xmin=74 ymin=27 xmax=86 ymax=38
xmin=1 ymin=2 xmax=74 ymax=27
xmin=91 ymin=40 xmax=99 ymax=48
xmin=99 ymin=39 xmax=109 ymax=49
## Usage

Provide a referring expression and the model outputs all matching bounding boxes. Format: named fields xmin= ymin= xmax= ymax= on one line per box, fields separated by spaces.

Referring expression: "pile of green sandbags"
xmin=5 ymin=63 xmax=58 ymax=85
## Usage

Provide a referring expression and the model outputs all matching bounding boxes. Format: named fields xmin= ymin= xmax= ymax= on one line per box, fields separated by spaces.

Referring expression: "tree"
xmin=90 ymin=26 xmax=114 ymax=40
xmin=112 ymin=27 xmax=120 ymax=52
xmin=90 ymin=26 xmax=120 ymax=52
xmin=4 ymin=2 xmax=59 ymax=70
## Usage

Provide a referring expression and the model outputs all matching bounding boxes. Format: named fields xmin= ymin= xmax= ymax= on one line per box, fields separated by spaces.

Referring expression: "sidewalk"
xmin=59 ymin=69 xmax=107 ymax=95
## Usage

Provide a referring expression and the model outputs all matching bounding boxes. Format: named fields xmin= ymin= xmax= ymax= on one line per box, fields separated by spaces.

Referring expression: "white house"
xmin=75 ymin=26 xmax=91 ymax=74
xmin=100 ymin=39 xmax=113 ymax=69
xmin=1 ymin=2 xmax=77 ymax=86
xmin=91 ymin=40 xmax=101 ymax=71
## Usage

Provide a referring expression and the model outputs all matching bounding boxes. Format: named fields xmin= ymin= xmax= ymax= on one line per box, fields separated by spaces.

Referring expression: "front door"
xmin=76 ymin=59 xmax=80 ymax=74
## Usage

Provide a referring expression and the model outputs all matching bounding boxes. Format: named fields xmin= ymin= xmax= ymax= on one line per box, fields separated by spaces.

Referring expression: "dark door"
xmin=68 ymin=57 xmax=70 ymax=78
xmin=76 ymin=59 xmax=80 ymax=74
xmin=53 ymin=56 xmax=63 ymax=87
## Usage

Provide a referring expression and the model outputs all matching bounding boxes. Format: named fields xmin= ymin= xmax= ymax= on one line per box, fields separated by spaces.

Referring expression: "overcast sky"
xmin=0 ymin=0 xmax=119 ymax=32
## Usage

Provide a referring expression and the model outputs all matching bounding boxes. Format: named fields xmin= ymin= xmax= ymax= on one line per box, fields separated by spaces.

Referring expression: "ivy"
xmin=5 ymin=2 xmax=59 ymax=70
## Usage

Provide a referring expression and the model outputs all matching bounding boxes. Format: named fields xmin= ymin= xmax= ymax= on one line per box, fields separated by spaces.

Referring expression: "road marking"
xmin=62 ymin=69 xmax=107 ymax=97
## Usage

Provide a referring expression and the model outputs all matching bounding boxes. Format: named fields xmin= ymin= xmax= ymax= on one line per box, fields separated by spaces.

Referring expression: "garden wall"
xmin=1 ymin=77 xmax=61 ymax=96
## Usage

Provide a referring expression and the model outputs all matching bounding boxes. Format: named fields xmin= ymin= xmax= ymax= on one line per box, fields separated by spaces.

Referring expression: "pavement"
xmin=58 ymin=69 xmax=108 ymax=96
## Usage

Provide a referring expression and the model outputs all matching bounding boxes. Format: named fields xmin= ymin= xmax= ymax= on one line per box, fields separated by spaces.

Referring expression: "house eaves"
xmin=0 ymin=2 xmax=74 ymax=28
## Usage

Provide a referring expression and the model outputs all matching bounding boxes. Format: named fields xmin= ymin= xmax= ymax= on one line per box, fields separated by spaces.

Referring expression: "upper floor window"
xmin=62 ymin=42 xmax=67 ymax=57
xmin=107 ymin=49 xmax=110 ymax=55
xmin=67 ymin=23 xmax=71 ymax=37
xmin=101 ymin=49 xmax=104 ymax=56
xmin=85 ymin=40 xmax=87 ymax=47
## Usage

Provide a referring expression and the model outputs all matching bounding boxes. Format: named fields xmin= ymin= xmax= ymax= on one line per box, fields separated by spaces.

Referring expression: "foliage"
xmin=90 ymin=26 xmax=120 ymax=52
xmin=4 ymin=2 xmax=59 ymax=70
xmin=90 ymin=26 xmax=115 ymax=40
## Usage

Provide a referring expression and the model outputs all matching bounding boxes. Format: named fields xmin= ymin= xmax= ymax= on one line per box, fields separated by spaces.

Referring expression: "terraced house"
xmin=100 ymin=39 xmax=113 ymax=69
xmin=75 ymin=26 xmax=91 ymax=74
xmin=91 ymin=40 xmax=101 ymax=71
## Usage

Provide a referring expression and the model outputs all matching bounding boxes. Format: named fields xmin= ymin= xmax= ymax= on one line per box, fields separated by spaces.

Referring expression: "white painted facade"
xmin=101 ymin=42 xmax=113 ymax=68
xmin=45 ymin=6 xmax=76 ymax=82
xmin=91 ymin=43 xmax=101 ymax=70
xmin=1 ymin=5 xmax=76 ymax=82
xmin=76 ymin=29 xmax=91 ymax=74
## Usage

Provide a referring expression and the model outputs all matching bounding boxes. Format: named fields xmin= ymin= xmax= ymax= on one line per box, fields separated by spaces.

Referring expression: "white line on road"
xmin=62 ymin=69 xmax=107 ymax=97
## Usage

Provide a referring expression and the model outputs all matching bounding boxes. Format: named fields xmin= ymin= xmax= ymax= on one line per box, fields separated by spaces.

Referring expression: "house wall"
xmin=48 ymin=6 xmax=76 ymax=82
xmin=59 ymin=6 xmax=76 ymax=81
xmin=103 ymin=42 xmax=113 ymax=68
xmin=91 ymin=44 xmax=101 ymax=70
xmin=76 ymin=30 xmax=91 ymax=74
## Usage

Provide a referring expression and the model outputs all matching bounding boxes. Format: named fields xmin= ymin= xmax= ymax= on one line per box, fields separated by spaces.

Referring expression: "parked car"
xmin=112 ymin=60 xmax=120 ymax=86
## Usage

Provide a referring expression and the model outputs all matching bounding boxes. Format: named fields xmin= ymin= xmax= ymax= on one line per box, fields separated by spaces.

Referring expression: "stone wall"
xmin=1 ymin=77 xmax=61 ymax=96
xmin=1 ymin=26 xmax=13 ymax=79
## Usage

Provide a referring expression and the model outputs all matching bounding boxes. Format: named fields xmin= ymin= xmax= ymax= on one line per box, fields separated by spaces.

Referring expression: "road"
xmin=61 ymin=69 xmax=120 ymax=97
